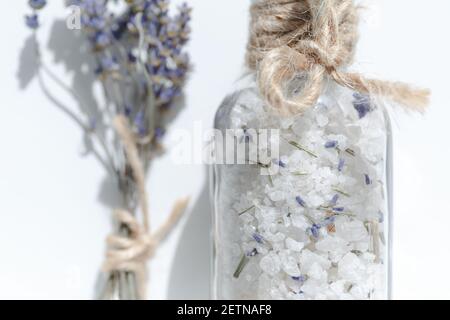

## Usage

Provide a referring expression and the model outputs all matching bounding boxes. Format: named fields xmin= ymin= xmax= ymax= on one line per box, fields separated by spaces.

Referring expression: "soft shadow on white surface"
xmin=16 ymin=16 xmax=209 ymax=299
xmin=17 ymin=35 xmax=38 ymax=90
xmin=168 ymin=172 xmax=212 ymax=299
xmin=18 ymin=19 xmax=114 ymax=180
xmin=17 ymin=19 xmax=119 ymax=299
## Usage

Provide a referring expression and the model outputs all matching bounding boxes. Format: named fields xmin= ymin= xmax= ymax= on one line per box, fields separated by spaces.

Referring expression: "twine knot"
xmin=247 ymin=0 xmax=430 ymax=115
xmin=103 ymin=209 xmax=159 ymax=274
xmin=101 ymin=115 xmax=189 ymax=300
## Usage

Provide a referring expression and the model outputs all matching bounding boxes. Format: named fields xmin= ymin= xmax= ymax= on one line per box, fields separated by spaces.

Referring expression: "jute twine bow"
xmin=247 ymin=0 xmax=430 ymax=116
xmin=102 ymin=115 xmax=189 ymax=300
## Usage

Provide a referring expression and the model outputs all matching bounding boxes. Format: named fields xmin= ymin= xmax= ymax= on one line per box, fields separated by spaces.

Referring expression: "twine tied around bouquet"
xmin=102 ymin=115 xmax=189 ymax=300
xmin=247 ymin=0 xmax=430 ymax=116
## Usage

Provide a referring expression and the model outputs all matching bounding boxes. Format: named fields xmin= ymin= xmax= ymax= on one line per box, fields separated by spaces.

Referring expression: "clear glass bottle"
xmin=211 ymin=73 xmax=392 ymax=300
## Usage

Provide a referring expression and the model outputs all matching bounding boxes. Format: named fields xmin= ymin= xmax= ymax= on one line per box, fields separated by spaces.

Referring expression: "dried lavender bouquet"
xmin=25 ymin=0 xmax=191 ymax=300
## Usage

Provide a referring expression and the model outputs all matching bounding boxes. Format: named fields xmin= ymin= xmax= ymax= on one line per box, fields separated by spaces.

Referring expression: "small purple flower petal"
xmin=330 ymin=194 xmax=339 ymax=206
xmin=28 ymin=0 xmax=46 ymax=10
xmin=296 ymin=196 xmax=307 ymax=208
xmin=247 ymin=248 xmax=258 ymax=257
xmin=124 ymin=105 xmax=133 ymax=117
xmin=252 ymin=233 xmax=264 ymax=244
xmin=154 ymin=127 xmax=166 ymax=140
xmin=134 ymin=111 xmax=146 ymax=136
xmin=338 ymin=158 xmax=345 ymax=172
xmin=353 ymin=92 xmax=372 ymax=119
xmin=25 ymin=14 xmax=39 ymax=29
xmin=127 ymin=51 xmax=137 ymax=64
xmin=322 ymin=216 xmax=336 ymax=226
xmin=332 ymin=207 xmax=345 ymax=213
xmin=93 ymin=31 xmax=111 ymax=48
xmin=99 ymin=56 xmax=119 ymax=73
xmin=365 ymin=174 xmax=372 ymax=185
xmin=325 ymin=140 xmax=338 ymax=149
xmin=276 ymin=160 xmax=286 ymax=168
xmin=292 ymin=275 xmax=306 ymax=282
xmin=310 ymin=224 xmax=321 ymax=238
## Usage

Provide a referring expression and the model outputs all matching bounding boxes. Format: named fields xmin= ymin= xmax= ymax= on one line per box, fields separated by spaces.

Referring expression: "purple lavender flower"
xmin=25 ymin=14 xmax=39 ymax=29
xmin=365 ymin=174 xmax=372 ymax=185
xmin=159 ymin=86 xmax=180 ymax=104
xmin=154 ymin=127 xmax=166 ymax=140
xmin=92 ymin=31 xmax=111 ymax=49
xmin=98 ymin=56 xmax=119 ymax=74
xmin=309 ymin=224 xmax=321 ymax=238
xmin=146 ymin=20 xmax=159 ymax=38
xmin=127 ymin=51 xmax=137 ymax=64
xmin=332 ymin=207 xmax=345 ymax=213
xmin=83 ymin=16 xmax=106 ymax=30
xmin=134 ymin=111 xmax=147 ymax=137
xmin=353 ymin=92 xmax=372 ymax=119
xmin=252 ymin=233 xmax=264 ymax=244
xmin=276 ymin=160 xmax=286 ymax=168
xmin=338 ymin=158 xmax=345 ymax=172
xmin=322 ymin=216 xmax=336 ymax=226
xmin=325 ymin=140 xmax=338 ymax=149
xmin=124 ymin=105 xmax=133 ymax=117
xmin=78 ymin=0 xmax=107 ymax=16
xmin=296 ymin=196 xmax=307 ymax=208
xmin=28 ymin=0 xmax=46 ymax=10
xmin=330 ymin=194 xmax=339 ymax=206
xmin=292 ymin=275 xmax=306 ymax=282
xmin=111 ymin=19 xmax=128 ymax=40
xmin=140 ymin=2 xmax=191 ymax=108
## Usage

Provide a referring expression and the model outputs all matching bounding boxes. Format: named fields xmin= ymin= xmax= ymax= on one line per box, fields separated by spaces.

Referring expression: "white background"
xmin=0 ymin=0 xmax=448 ymax=300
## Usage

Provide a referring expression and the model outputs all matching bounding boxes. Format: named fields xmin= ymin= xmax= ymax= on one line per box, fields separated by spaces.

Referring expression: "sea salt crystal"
xmin=286 ymin=276 xmax=303 ymax=292
xmin=279 ymin=251 xmax=301 ymax=277
xmin=316 ymin=236 xmax=350 ymax=255
xmin=307 ymin=262 xmax=327 ymax=281
xmin=290 ymin=214 xmax=309 ymax=231
xmin=338 ymin=252 xmax=367 ymax=283
xmin=349 ymin=285 xmax=369 ymax=300
xmin=307 ymin=193 xmax=324 ymax=208
xmin=265 ymin=231 xmax=286 ymax=242
xmin=300 ymin=249 xmax=331 ymax=272
xmin=301 ymin=279 xmax=328 ymax=297
xmin=362 ymin=252 xmax=376 ymax=263
xmin=268 ymin=190 xmax=285 ymax=202
xmin=335 ymin=220 xmax=368 ymax=242
xmin=316 ymin=114 xmax=329 ymax=127
xmin=285 ymin=238 xmax=305 ymax=252
xmin=259 ymin=252 xmax=281 ymax=276
xmin=353 ymin=241 xmax=369 ymax=253
xmin=330 ymin=280 xmax=346 ymax=295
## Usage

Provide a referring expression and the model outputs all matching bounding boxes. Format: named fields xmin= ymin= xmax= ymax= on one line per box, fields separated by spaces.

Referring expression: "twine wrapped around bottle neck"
xmin=247 ymin=0 xmax=430 ymax=116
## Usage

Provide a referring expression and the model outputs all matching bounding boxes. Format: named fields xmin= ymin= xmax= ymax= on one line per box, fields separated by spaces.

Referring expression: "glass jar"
xmin=211 ymin=73 xmax=392 ymax=300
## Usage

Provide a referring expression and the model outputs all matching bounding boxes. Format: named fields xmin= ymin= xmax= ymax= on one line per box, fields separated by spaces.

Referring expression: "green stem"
xmin=233 ymin=254 xmax=250 ymax=279
xmin=287 ymin=140 xmax=318 ymax=158
xmin=238 ymin=205 xmax=255 ymax=216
